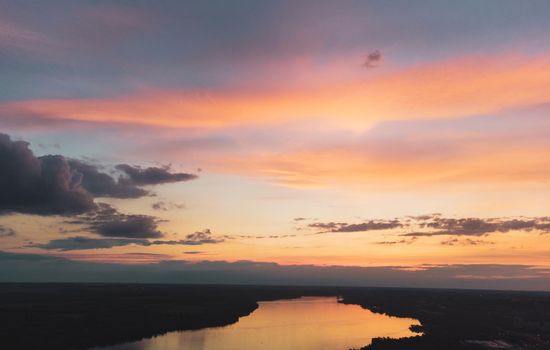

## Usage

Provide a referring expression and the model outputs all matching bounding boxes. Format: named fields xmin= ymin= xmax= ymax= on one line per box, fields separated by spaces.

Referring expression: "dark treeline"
xmin=343 ymin=288 xmax=550 ymax=350
xmin=0 ymin=283 xmax=549 ymax=349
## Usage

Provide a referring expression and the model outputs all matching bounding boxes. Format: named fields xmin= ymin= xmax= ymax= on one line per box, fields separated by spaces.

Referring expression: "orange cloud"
xmin=3 ymin=53 xmax=550 ymax=129
xmin=207 ymin=139 xmax=550 ymax=189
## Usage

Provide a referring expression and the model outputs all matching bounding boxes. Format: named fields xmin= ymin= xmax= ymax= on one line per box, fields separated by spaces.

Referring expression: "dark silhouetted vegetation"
xmin=0 ymin=283 xmax=548 ymax=349
xmin=342 ymin=287 xmax=550 ymax=350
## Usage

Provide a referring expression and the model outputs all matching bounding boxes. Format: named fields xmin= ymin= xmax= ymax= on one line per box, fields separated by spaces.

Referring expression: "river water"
xmin=96 ymin=296 xmax=420 ymax=350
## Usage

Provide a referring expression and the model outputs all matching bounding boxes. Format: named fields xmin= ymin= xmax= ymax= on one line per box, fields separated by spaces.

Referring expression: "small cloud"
xmin=177 ymin=229 xmax=223 ymax=245
xmin=152 ymin=201 xmax=185 ymax=211
xmin=363 ymin=50 xmax=382 ymax=68
xmin=115 ymin=164 xmax=197 ymax=186
xmin=373 ymin=237 xmax=417 ymax=245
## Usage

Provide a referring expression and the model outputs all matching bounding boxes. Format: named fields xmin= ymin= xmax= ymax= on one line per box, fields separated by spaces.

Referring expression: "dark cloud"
xmin=31 ymin=229 xmax=223 ymax=251
xmin=183 ymin=251 xmax=204 ymax=255
xmin=0 ymin=133 xmax=95 ymax=215
xmin=309 ymin=220 xmax=402 ymax=233
xmin=1 ymin=251 xmax=549 ymax=291
xmin=307 ymin=222 xmax=342 ymax=230
xmin=70 ymin=161 xmax=198 ymax=199
xmin=422 ymin=218 xmax=499 ymax=235
xmin=0 ymin=133 xmax=198 ymax=215
xmin=68 ymin=160 xmax=148 ymax=199
xmin=33 ymin=236 xmax=146 ymax=251
xmin=405 ymin=217 xmax=550 ymax=237
xmin=115 ymin=164 xmax=197 ymax=186
xmin=94 ymin=215 xmax=162 ymax=239
xmin=68 ymin=203 xmax=164 ymax=238
xmin=0 ymin=225 xmax=16 ymax=237
xmin=363 ymin=49 xmax=382 ymax=68
xmin=293 ymin=217 xmax=307 ymax=221
xmin=306 ymin=214 xmax=550 ymax=238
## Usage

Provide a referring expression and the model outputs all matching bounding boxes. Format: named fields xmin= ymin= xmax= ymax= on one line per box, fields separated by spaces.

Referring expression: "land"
xmin=0 ymin=283 xmax=548 ymax=350
xmin=343 ymin=288 xmax=550 ymax=350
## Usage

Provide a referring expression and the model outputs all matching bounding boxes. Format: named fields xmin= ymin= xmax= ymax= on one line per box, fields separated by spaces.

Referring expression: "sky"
xmin=1 ymin=0 xmax=550 ymax=290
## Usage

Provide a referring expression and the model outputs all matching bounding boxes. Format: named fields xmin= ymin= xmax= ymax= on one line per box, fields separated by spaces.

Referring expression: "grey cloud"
xmin=68 ymin=203 xmax=164 ymax=239
xmin=33 ymin=236 xmax=146 ymax=251
xmin=179 ymin=229 xmax=221 ymax=245
xmin=306 ymin=215 xmax=550 ymax=238
xmin=422 ymin=218 xmax=499 ymax=235
xmin=363 ymin=50 xmax=382 ymax=68
xmin=94 ymin=215 xmax=162 ymax=239
xmin=31 ymin=229 xmax=223 ymax=251
xmin=115 ymin=164 xmax=197 ymax=186
xmin=69 ymin=161 xmax=198 ymax=199
xmin=406 ymin=217 xmax=550 ymax=237
xmin=1 ymin=251 xmax=549 ymax=291
xmin=68 ymin=160 xmax=148 ymax=199
xmin=0 ymin=133 xmax=198 ymax=215
xmin=309 ymin=219 xmax=402 ymax=233
xmin=0 ymin=133 xmax=95 ymax=215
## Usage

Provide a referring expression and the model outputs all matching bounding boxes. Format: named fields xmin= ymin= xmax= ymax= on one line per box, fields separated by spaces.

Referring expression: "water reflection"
xmin=97 ymin=297 xmax=420 ymax=350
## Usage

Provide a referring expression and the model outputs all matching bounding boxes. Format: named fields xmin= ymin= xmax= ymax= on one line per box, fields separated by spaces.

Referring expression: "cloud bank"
xmin=1 ymin=251 xmax=548 ymax=291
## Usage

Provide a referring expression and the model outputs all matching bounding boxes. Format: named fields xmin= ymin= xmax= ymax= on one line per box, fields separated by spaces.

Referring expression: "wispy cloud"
xmin=3 ymin=53 xmax=550 ymax=130
xmin=308 ymin=220 xmax=402 ymax=233
xmin=0 ymin=18 xmax=56 ymax=54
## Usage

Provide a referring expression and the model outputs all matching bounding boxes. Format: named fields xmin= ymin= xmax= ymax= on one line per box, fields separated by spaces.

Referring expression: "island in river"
xmin=0 ymin=283 xmax=548 ymax=350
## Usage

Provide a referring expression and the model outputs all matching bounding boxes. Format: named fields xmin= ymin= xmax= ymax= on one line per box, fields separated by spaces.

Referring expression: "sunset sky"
xmin=1 ymin=1 xmax=550 ymax=289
